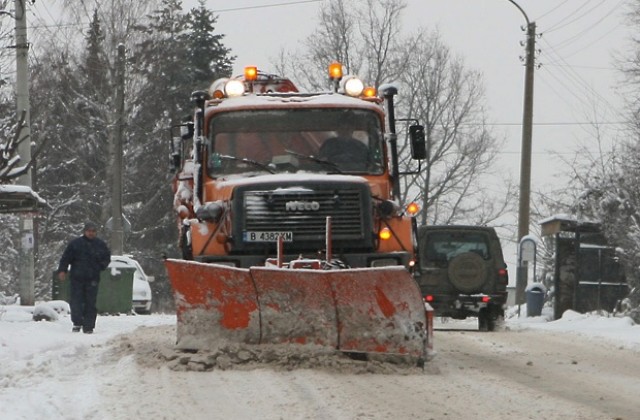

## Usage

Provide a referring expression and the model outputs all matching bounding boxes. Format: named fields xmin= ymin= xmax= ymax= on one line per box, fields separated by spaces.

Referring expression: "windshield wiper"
xmin=217 ymin=154 xmax=276 ymax=174
xmin=284 ymin=149 xmax=343 ymax=173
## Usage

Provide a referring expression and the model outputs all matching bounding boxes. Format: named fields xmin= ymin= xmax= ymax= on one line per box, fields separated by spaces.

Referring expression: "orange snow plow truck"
xmin=167 ymin=62 xmax=432 ymax=364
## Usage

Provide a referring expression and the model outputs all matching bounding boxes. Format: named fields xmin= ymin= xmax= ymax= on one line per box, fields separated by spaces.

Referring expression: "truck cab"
xmin=171 ymin=63 xmax=425 ymax=269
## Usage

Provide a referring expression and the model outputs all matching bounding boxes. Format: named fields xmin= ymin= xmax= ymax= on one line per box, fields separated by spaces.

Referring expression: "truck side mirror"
xmin=181 ymin=122 xmax=194 ymax=140
xmin=409 ymin=125 xmax=426 ymax=160
xmin=169 ymin=121 xmax=194 ymax=173
xmin=170 ymin=137 xmax=182 ymax=171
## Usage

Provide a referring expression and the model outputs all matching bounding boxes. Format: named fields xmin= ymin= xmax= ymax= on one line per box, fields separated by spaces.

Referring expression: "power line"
xmin=29 ymin=22 xmax=83 ymax=29
xmin=484 ymin=121 xmax=628 ymax=127
xmin=453 ymin=119 xmax=629 ymax=127
xmin=543 ymin=63 xmax=616 ymax=71
xmin=539 ymin=37 xmax=624 ymax=118
xmin=211 ymin=0 xmax=322 ymax=13
xmin=538 ymin=69 xmax=623 ymax=130
xmin=548 ymin=1 xmax=624 ymax=54
xmin=543 ymin=0 xmax=607 ymax=34
xmin=534 ymin=0 xmax=572 ymax=22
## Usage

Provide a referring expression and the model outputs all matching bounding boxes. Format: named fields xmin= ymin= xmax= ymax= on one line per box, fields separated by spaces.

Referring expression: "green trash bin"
xmin=51 ymin=268 xmax=134 ymax=314
xmin=52 ymin=271 xmax=70 ymax=302
xmin=97 ymin=267 xmax=134 ymax=314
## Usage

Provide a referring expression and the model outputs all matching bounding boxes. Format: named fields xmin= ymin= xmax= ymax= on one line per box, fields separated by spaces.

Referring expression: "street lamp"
xmin=507 ymin=0 xmax=537 ymax=305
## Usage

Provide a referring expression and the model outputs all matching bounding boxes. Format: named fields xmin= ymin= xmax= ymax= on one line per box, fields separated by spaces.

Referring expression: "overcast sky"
xmin=193 ymin=0 xmax=630 ymax=188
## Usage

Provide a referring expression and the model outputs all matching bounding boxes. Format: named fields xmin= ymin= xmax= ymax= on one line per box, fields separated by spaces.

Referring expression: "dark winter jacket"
xmin=57 ymin=235 xmax=111 ymax=282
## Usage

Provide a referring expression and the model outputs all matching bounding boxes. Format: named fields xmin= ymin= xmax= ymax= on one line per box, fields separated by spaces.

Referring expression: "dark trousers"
xmin=70 ymin=278 xmax=100 ymax=330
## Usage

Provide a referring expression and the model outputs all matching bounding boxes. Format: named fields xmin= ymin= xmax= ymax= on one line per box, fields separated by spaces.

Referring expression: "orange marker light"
xmin=244 ymin=66 xmax=258 ymax=81
xmin=363 ymin=86 xmax=376 ymax=98
xmin=328 ymin=62 xmax=343 ymax=80
xmin=379 ymin=227 xmax=392 ymax=240
xmin=406 ymin=202 xmax=420 ymax=215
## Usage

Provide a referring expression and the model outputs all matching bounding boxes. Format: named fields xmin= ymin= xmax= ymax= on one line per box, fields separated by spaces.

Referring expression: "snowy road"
xmin=75 ymin=325 xmax=640 ymax=420
xmin=430 ymin=327 xmax=640 ymax=419
xmin=1 ymin=309 xmax=639 ymax=420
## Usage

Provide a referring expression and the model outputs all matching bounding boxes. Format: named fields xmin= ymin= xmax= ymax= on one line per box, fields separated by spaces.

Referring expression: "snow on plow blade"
xmin=165 ymin=259 xmax=428 ymax=358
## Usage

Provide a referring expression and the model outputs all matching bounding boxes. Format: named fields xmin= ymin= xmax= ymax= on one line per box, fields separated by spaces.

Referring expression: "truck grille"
xmin=243 ymin=189 xmax=365 ymax=240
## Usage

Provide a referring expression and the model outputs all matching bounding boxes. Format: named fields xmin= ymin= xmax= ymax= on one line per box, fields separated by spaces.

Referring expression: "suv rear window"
xmin=423 ymin=231 xmax=491 ymax=264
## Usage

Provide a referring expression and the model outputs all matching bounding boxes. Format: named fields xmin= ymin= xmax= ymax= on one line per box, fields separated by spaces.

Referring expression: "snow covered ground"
xmin=1 ymin=302 xmax=638 ymax=419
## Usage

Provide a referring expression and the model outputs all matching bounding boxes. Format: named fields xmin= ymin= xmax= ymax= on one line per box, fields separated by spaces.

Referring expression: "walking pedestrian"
xmin=56 ymin=222 xmax=111 ymax=333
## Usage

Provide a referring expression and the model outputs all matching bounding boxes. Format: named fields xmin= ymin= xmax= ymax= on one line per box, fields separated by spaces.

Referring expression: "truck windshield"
xmin=207 ymin=108 xmax=384 ymax=175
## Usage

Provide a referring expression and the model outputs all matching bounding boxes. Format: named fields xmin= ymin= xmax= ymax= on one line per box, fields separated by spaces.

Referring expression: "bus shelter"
xmin=540 ymin=216 xmax=629 ymax=320
xmin=0 ymin=185 xmax=48 ymax=213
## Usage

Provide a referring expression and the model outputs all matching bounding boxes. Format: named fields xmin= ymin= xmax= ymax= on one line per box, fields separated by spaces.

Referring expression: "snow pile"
xmin=107 ymin=324 xmax=423 ymax=374
xmin=507 ymin=308 xmax=640 ymax=350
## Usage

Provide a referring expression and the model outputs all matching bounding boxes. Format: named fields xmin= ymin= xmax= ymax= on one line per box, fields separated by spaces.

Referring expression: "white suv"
xmin=108 ymin=255 xmax=154 ymax=314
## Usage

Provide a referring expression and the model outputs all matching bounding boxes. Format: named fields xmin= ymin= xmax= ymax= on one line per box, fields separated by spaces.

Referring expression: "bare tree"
xmin=276 ymin=0 xmax=511 ymax=226
xmin=275 ymin=0 xmax=407 ymax=91
xmin=0 ymin=0 xmax=15 ymax=89
xmin=396 ymin=30 xmax=514 ymax=226
xmin=0 ymin=112 xmax=29 ymax=183
xmin=358 ymin=0 xmax=409 ymax=88
xmin=533 ymin=106 xmax=640 ymax=319
xmin=0 ymin=111 xmax=49 ymax=184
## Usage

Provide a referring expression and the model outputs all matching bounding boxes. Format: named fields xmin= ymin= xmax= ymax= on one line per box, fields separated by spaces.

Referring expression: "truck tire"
xmin=447 ymin=252 xmax=487 ymax=293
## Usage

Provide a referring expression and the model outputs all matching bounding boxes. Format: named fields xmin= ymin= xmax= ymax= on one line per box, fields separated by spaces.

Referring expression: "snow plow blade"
xmin=165 ymin=259 xmax=428 ymax=359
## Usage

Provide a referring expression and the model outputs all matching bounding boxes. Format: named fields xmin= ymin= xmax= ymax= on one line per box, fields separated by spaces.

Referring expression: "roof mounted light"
xmin=244 ymin=66 xmax=258 ymax=81
xmin=209 ymin=78 xmax=229 ymax=99
xmin=224 ymin=79 xmax=245 ymax=97
xmin=328 ymin=62 xmax=343 ymax=80
xmin=342 ymin=76 xmax=364 ymax=97
xmin=362 ymin=86 xmax=377 ymax=98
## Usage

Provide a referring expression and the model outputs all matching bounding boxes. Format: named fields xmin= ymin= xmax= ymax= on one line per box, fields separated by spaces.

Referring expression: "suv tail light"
xmin=498 ymin=268 xmax=508 ymax=284
xmin=424 ymin=295 xmax=434 ymax=302
xmin=482 ymin=295 xmax=491 ymax=303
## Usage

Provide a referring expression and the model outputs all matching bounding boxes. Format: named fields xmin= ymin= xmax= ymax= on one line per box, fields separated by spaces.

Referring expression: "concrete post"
xmin=15 ymin=0 xmax=35 ymax=305
xmin=110 ymin=44 xmax=126 ymax=255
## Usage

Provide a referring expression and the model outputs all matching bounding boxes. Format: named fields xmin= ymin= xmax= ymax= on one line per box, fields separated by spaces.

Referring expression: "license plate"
xmin=243 ymin=231 xmax=293 ymax=242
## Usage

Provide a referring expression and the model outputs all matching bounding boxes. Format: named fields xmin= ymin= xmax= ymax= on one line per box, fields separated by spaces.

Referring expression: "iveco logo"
xmin=285 ymin=200 xmax=320 ymax=211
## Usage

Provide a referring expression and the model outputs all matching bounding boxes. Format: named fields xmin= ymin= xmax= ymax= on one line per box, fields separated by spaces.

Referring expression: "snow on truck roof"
xmin=209 ymin=91 xmax=384 ymax=112
xmin=214 ymin=172 xmax=371 ymax=189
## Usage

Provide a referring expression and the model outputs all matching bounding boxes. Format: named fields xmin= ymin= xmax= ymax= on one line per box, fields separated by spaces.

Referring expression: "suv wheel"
xmin=478 ymin=308 xmax=489 ymax=331
xmin=447 ymin=252 xmax=487 ymax=293
xmin=478 ymin=305 xmax=504 ymax=332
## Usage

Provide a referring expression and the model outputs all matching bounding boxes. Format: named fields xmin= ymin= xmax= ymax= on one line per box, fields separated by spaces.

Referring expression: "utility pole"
xmin=15 ymin=0 xmax=35 ymax=306
xmin=518 ymin=20 xmax=536 ymax=242
xmin=110 ymin=44 xmax=126 ymax=255
xmin=507 ymin=0 xmax=536 ymax=306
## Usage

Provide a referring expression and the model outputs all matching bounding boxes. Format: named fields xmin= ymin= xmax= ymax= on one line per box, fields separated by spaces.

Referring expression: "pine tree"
xmin=83 ymin=9 xmax=109 ymax=98
xmin=21 ymin=0 xmax=236 ymax=306
xmin=182 ymin=0 xmax=234 ymax=89
xmin=131 ymin=0 xmax=191 ymax=118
